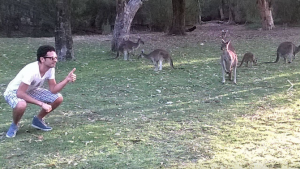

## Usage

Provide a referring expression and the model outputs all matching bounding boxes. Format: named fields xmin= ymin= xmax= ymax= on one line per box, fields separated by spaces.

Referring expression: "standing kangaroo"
xmin=220 ymin=40 xmax=238 ymax=84
xmin=115 ymin=38 xmax=144 ymax=60
xmin=138 ymin=49 xmax=174 ymax=71
xmin=264 ymin=42 xmax=300 ymax=64
xmin=238 ymin=52 xmax=257 ymax=68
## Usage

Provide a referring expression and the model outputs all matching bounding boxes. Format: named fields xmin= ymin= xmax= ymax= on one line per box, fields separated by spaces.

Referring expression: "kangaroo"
xmin=138 ymin=49 xmax=174 ymax=71
xmin=115 ymin=38 xmax=145 ymax=60
xmin=221 ymin=30 xmax=227 ymax=39
xmin=264 ymin=42 xmax=300 ymax=64
xmin=221 ymin=30 xmax=235 ymax=53
xmin=238 ymin=52 xmax=257 ymax=68
xmin=220 ymin=40 xmax=238 ymax=84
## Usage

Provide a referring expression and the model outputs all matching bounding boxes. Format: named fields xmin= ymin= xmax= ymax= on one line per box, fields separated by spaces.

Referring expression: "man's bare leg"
xmin=37 ymin=96 xmax=63 ymax=119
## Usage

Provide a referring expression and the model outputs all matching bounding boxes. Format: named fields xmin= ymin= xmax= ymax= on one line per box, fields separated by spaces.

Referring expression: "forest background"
xmin=0 ymin=0 xmax=300 ymax=38
xmin=2 ymin=0 xmax=300 ymax=168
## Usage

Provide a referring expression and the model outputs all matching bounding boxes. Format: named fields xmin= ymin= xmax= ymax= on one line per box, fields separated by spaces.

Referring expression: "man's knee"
xmin=15 ymin=101 xmax=27 ymax=111
xmin=55 ymin=96 xmax=63 ymax=104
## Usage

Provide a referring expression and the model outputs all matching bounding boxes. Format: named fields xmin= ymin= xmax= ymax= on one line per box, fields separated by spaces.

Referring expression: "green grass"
xmin=1 ymin=29 xmax=300 ymax=168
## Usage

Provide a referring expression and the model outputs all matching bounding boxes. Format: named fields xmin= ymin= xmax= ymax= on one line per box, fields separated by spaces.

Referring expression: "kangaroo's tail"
xmin=264 ymin=54 xmax=279 ymax=63
xmin=274 ymin=53 xmax=280 ymax=63
xmin=238 ymin=59 xmax=244 ymax=68
xmin=170 ymin=58 xmax=185 ymax=69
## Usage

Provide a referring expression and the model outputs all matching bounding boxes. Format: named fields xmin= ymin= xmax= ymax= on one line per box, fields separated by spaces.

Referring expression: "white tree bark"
xmin=111 ymin=0 xmax=143 ymax=52
xmin=257 ymin=0 xmax=275 ymax=30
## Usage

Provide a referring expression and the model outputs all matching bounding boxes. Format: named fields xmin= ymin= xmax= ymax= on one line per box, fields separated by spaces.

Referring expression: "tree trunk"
xmin=3 ymin=2 xmax=14 ymax=37
xmin=197 ymin=0 xmax=202 ymax=24
xmin=111 ymin=0 xmax=143 ymax=52
xmin=219 ymin=7 xmax=224 ymax=21
xmin=227 ymin=2 xmax=235 ymax=24
xmin=219 ymin=0 xmax=225 ymax=21
xmin=257 ymin=0 xmax=275 ymax=30
xmin=233 ymin=2 xmax=242 ymax=23
xmin=55 ymin=0 xmax=74 ymax=61
xmin=168 ymin=0 xmax=186 ymax=35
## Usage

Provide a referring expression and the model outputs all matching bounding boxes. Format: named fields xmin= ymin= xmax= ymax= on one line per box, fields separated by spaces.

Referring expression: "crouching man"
xmin=3 ymin=45 xmax=76 ymax=138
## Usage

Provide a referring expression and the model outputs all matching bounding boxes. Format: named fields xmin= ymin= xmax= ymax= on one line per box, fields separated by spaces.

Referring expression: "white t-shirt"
xmin=5 ymin=61 xmax=55 ymax=92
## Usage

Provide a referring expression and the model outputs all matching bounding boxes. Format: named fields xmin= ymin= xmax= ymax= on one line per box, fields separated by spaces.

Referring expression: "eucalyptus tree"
xmin=197 ymin=0 xmax=203 ymax=23
xmin=226 ymin=0 xmax=235 ymax=24
xmin=70 ymin=0 xmax=115 ymax=34
xmin=140 ymin=0 xmax=171 ymax=31
xmin=168 ymin=0 xmax=186 ymax=35
xmin=218 ymin=0 xmax=247 ymax=24
xmin=256 ymin=0 xmax=274 ymax=30
xmin=0 ymin=0 xmax=14 ymax=37
xmin=219 ymin=0 xmax=225 ymax=21
xmin=185 ymin=0 xmax=201 ymax=24
xmin=55 ymin=0 xmax=74 ymax=61
xmin=111 ymin=0 xmax=144 ymax=52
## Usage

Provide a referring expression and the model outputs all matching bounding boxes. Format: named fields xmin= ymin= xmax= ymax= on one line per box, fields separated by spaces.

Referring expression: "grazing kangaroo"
xmin=220 ymin=40 xmax=238 ymax=84
xmin=138 ymin=49 xmax=174 ymax=71
xmin=115 ymin=38 xmax=144 ymax=60
xmin=264 ymin=42 xmax=300 ymax=64
xmin=238 ymin=52 xmax=257 ymax=68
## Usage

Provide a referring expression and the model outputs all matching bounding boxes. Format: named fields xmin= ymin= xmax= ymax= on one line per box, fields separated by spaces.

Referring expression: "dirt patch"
xmin=73 ymin=22 xmax=300 ymax=51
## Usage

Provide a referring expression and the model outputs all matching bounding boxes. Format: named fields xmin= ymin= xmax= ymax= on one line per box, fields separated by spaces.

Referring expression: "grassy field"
xmin=1 ymin=24 xmax=300 ymax=168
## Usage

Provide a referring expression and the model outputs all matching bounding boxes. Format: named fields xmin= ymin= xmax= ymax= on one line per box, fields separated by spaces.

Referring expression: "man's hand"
xmin=41 ymin=103 xmax=52 ymax=112
xmin=66 ymin=68 xmax=76 ymax=83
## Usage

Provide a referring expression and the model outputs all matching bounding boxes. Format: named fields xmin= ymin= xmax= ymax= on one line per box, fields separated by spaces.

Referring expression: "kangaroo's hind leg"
xmin=233 ymin=67 xmax=237 ymax=84
xmin=158 ymin=60 xmax=163 ymax=70
xmin=221 ymin=66 xmax=226 ymax=84
xmin=228 ymin=72 xmax=232 ymax=81
xmin=123 ymin=51 xmax=128 ymax=60
xmin=153 ymin=61 xmax=159 ymax=71
xmin=221 ymin=61 xmax=226 ymax=84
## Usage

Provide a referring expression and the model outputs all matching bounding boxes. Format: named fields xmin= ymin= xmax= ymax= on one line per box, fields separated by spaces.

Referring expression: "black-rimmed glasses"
xmin=44 ymin=57 xmax=58 ymax=61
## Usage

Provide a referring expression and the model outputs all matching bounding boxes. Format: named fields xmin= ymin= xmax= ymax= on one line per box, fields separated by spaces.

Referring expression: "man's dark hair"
xmin=37 ymin=45 xmax=56 ymax=62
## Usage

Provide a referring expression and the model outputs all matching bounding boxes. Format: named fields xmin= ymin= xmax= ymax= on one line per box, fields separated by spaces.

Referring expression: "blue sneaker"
xmin=6 ymin=123 xmax=19 ymax=138
xmin=31 ymin=116 xmax=52 ymax=131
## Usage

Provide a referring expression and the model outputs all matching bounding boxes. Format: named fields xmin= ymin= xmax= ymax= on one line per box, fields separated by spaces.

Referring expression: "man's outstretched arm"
xmin=48 ymin=68 xmax=76 ymax=94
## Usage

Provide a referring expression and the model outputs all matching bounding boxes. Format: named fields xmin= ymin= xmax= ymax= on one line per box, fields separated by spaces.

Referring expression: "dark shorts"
xmin=4 ymin=88 xmax=62 ymax=109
